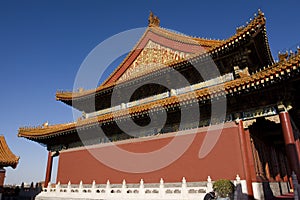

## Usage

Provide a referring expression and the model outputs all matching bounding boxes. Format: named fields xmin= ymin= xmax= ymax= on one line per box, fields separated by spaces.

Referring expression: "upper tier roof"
xmin=0 ymin=136 xmax=19 ymax=168
xmin=56 ymin=10 xmax=272 ymax=106
xmin=18 ymin=49 xmax=300 ymax=141
xmin=55 ymin=13 xmax=226 ymax=101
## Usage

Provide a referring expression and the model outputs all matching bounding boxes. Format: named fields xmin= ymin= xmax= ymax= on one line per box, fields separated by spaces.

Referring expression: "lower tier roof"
xmin=18 ymin=50 xmax=300 ymax=142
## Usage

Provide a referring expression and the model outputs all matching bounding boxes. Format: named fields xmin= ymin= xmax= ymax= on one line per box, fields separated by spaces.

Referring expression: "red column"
xmin=279 ymin=111 xmax=300 ymax=180
xmin=0 ymin=168 xmax=6 ymax=187
xmin=237 ymin=120 xmax=254 ymax=197
xmin=295 ymin=139 xmax=300 ymax=163
xmin=44 ymin=151 xmax=53 ymax=187
xmin=245 ymin=129 xmax=257 ymax=182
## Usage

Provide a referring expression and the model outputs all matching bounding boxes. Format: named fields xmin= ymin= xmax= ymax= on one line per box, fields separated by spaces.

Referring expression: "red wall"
xmin=56 ymin=122 xmax=246 ymax=184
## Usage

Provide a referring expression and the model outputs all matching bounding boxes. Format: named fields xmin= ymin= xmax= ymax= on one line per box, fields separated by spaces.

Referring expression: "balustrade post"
xmin=159 ymin=178 xmax=164 ymax=196
xmin=106 ymin=180 xmax=111 ymax=194
xmin=122 ymin=179 xmax=127 ymax=194
xmin=79 ymin=180 xmax=83 ymax=193
xmin=47 ymin=182 xmax=51 ymax=192
xmin=55 ymin=182 xmax=60 ymax=193
xmin=234 ymin=175 xmax=243 ymax=200
xmin=91 ymin=180 xmax=96 ymax=193
xmin=67 ymin=181 xmax=71 ymax=193
xmin=139 ymin=179 xmax=145 ymax=194
xmin=206 ymin=176 xmax=213 ymax=192
xmin=181 ymin=177 xmax=188 ymax=198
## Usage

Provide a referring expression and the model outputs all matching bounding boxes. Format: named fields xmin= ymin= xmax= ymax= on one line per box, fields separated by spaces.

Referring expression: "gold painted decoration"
xmin=118 ymin=40 xmax=191 ymax=82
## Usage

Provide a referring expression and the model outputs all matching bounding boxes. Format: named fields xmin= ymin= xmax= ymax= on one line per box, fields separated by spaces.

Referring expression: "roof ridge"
xmin=151 ymin=26 xmax=224 ymax=45
xmin=159 ymin=26 xmax=224 ymax=41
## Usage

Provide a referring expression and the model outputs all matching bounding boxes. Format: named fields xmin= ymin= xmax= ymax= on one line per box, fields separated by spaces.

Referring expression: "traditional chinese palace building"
xmin=19 ymin=11 xmax=300 ymax=199
xmin=0 ymin=136 xmax=19 ymax=187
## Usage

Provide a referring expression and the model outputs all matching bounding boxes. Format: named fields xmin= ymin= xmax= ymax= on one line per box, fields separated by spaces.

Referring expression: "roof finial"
xmin=148 ymin=11 xmax=160 ymax=27
xmin=43 ymin=121 xmax=49 ymax=128
xmin=258 ymin=9 xmax=264 ymax=16
xmin=278 ymin=51 xmax=288 ymax=62
xmin=236 ymin=26 xmax=244 ymax=34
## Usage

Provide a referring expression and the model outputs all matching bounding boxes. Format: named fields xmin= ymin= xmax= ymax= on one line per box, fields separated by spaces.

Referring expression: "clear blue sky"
xmin=0 ymin=0 xmax=299 ymax=185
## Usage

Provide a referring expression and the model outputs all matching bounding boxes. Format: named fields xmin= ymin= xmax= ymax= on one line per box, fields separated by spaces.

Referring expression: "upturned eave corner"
xmin=0 ymin=136 xmax=20 ymax=168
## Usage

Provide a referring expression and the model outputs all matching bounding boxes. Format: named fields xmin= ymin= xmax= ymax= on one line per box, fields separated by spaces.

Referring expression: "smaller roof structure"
xmin=0 ymin=136 xmax=19 ymax=169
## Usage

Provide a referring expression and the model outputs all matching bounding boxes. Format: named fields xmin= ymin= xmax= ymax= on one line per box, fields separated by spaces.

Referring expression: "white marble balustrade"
xmin=36 ymin=176 xmax=215 ymax=200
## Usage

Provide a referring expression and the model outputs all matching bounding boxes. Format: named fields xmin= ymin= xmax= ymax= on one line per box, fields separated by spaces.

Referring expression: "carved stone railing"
xmin=36 ymin=177 xmax=215 ymax=200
